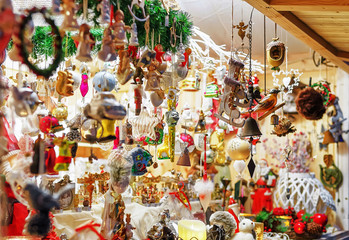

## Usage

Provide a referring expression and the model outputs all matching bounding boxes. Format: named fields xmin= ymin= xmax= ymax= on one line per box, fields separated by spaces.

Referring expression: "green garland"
xmin=74 ymin=0 xmax=192 ymax=51
xmin=7 ymin=0 xmax=192 ymax=59
xmin=19 ymin=8 xmax=63 ymax=78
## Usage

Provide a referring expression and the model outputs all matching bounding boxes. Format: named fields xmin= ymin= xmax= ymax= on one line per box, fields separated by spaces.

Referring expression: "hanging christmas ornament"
xmin=19 ymin=8 xmax=63 ymax=78
xmin=8 ymin=86 xmax=42 ymax=117
xmin=296 ymin=87 xmax=326 ymax=120
xmin=117 ymin=49 xmax=134 ymax=85
xmin=112 ymin=9 xmax=130 ymax=47
xmin=177 ymin=147 xmax=191 ymax=167
xmin=225 ymin=137 xmax=250 ymax=160
xmin=52 ymin=103 xmax=68 ymax=121
xmin=128 ymin=22 xmax=139 ymax=59
xmin=157 ymin=134 xmax=170 ymax=160
xmin=56 ymin=70 xmax=75 ymax=97
xmin=129 ymin=107 xmax=161 ymax=139
xmin=272 ymin=70 xmax=302 ymax=96
xmin=98 ymin=27 xmax=118 ymax=62
xmin=80 ymin=119 xmax=103 ymax=143
xmin=165 ymin=107 xmax=180 ymax=162
xmin=128 ymin=0 xmax=149 ymax=22
xmin=267 ymin=37 xmax=285 ymax=71
xmin=132 ymin=82 xmax=144 ymax=115
xmin=233 ymin=160 xmax=246 ymax=178
xmin=128 ymin=146 xmax=153 ymax=176
xmin=145 ymin=121 xmax=165 ymax=145
xmin=53 ymin=136 xmax=76 ymax=171
xmin=93 ymin=70 xmax=117 ymax=92
xmin=108 ymin=146 xmax=133 ymax=194
xmin=73 ymin=24 xmax=95 ymax=62
xmin=150 ymin=89 xmax=165 ymax=108
xmin=145 ymin=61 xmax=162 ymax=91
xmin=214 ymin=60 xmax=247 ymax=127
xmin=60 ymin=0 xmax=79 ymax=31
xmin=194 ymin=179 xmax=214 ymax=212
xmin=97 ymin=0 xmax=110 ymax=24
xmin=39 ymin=114 xmax=62 ymax=134
xmin=80 ymin=64 xmax=90 ymax=98
xmin=180 ymin=133 xmax=195 ymax=152
xmin=83 ymin=92 xmax=126 ymax=121
xmin=271 ymin=117 xmax=296 ymax=137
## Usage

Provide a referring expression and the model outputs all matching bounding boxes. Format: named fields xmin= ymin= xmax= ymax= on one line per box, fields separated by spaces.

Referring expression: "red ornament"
xmin=297 ymin=210 xmax=306 ymax=219
xmin=312 ymin=213 xmax=328 ymax=226
xmin=294 ymin=222 xmax=306 ymax=234
xmin=272 ymin=207 xmax=285 ymax=216
xmin=39 ymin=115 xmax=60 ymax=134
xmin=180 ymin=133 xmax=194 ymax=147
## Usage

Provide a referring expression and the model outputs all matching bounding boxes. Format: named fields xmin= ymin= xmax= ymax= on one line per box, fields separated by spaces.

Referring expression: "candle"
xmin=178 ymin=219 xmax=206 ymax=240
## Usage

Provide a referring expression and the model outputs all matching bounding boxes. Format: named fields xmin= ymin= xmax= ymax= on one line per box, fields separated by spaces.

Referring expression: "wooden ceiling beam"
xmin=269 ymin=0 xmax=349 ymax=11
xmin=244 ymin=0 xmax=349 ymax=73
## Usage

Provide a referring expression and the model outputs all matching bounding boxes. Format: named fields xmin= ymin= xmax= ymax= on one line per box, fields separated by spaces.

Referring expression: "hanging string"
xmin=109 ymin=4 xmax=114 ymax=26
xmin=230 ymin=0 xmax=234 ymax=58
xmin=263 ymin=15 xmax=266 ymax=95
xmin=83 ymin=0 xmax=88 ymax=20
xmin=274 ymin=22 xmax=277 ymax=39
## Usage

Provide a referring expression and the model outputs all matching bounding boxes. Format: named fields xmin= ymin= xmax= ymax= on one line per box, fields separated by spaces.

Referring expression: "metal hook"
xmin=128 ymin=0 xmax=149 ymax=22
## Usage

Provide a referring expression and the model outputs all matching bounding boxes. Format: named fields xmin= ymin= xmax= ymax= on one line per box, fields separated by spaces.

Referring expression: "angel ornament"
xmin=112 ymin=10 xmax=131 ymax=48
xmin=98 ymin=27 xmax=117 ymax=62
xmin=74 ymin=24 xmax=95 ymax=62
xmin=145 ymin=61 xmax=162 ymax=91
xmin=60 ymin=0 xmax=79 ymax=31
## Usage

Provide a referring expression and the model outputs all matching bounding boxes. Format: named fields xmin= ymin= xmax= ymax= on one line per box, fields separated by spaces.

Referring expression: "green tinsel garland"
xmin=75 ymin=0 xmax=192 ymax=51
xmin=8 ymin=0 xmax=192 ymax=59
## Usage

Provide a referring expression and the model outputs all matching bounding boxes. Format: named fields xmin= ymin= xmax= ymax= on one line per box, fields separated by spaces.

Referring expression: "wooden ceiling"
xmin=244 ymin=0 xmax=349 ymax=73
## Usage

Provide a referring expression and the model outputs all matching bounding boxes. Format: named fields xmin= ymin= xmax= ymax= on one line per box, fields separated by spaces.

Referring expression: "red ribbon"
xmin=75 ymin=221 xmax=105 ymax=240
xmin=203 ymin=135 xmax=207 ymax=181
xmin=169 ymin=181 xmax=192 ymax=210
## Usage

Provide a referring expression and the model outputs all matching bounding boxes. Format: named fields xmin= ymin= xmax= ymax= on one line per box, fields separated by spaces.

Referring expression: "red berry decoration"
xmin=273 ymin=207 xmax=285 ymax=216
xmin=312 ymin=213 xmax=328 ymax=226
xmin=294 ymin=222 xmax=306 ymax=234
xmin=297 ymin=210 xmax=305 ymax=219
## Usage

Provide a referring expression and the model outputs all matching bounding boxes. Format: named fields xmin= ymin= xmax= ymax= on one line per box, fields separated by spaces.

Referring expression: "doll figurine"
xmin=60 ymin=0 xmax=79 ymax=31
xmin=128 ymin=22 xmax=139 ymax=59
xmin=74 ymin=24 xmax=95 ymax=62
xmin=112 ymin=10 xmax=131 ymax=47
xmin=53 ymin=136 xmax=76 ymax=171
xmin=117 ymin=49 xmax=134 ymax=85
xmin=145 ymin=60 xmax=162 ymax=91
xmin=98 ymin=27 xmax=117 ymax=62
xmin=129 ymin=22 xmax=139 ymax=47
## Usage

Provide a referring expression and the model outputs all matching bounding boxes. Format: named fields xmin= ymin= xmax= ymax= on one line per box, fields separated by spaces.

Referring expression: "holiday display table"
xmin=53 ymin=200 xmax=222 ymax=238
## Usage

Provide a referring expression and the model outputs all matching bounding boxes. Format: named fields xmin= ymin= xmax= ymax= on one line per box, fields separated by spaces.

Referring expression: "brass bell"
xmin=270 ymin=114 xmax=279 ymax=126
xmin=241 ymin=117 xmax=262 ymax=137
xmin=322 ymin=130 xmax=335 ymax=144
xmin=177 ymin=147 xmax=191 ymax=167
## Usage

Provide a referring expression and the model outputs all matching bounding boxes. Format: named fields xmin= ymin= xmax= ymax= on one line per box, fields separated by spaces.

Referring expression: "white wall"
xmin=335 ymin=68 xmax=349 ymax=230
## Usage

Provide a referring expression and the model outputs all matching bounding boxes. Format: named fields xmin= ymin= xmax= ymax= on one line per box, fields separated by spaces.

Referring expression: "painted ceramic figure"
xmin=98 ymin=27 xmax=117 ymax=62
xmin=112 ymin=10 xmax=131 ymax=47
xmin=74 ymin=24 xmax=95 ymax=62
xmin=60 ymin=0 xmax=79 ymax=31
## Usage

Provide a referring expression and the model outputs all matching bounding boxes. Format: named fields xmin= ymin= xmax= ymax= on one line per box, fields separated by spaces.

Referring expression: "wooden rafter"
xmin=244 ymin=0 xmax=349 ymax=73
xmin=268 ymin=0 xmax=349 ymax=11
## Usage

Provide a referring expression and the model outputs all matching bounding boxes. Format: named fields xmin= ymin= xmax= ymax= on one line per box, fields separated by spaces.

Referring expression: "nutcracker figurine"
xmin=250 ymin=159 xmax=276 ymax=214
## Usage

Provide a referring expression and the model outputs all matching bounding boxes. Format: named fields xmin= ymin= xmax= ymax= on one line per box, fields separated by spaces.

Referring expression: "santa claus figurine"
xmin=251 ymin=159 xmax=276 ymax=214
